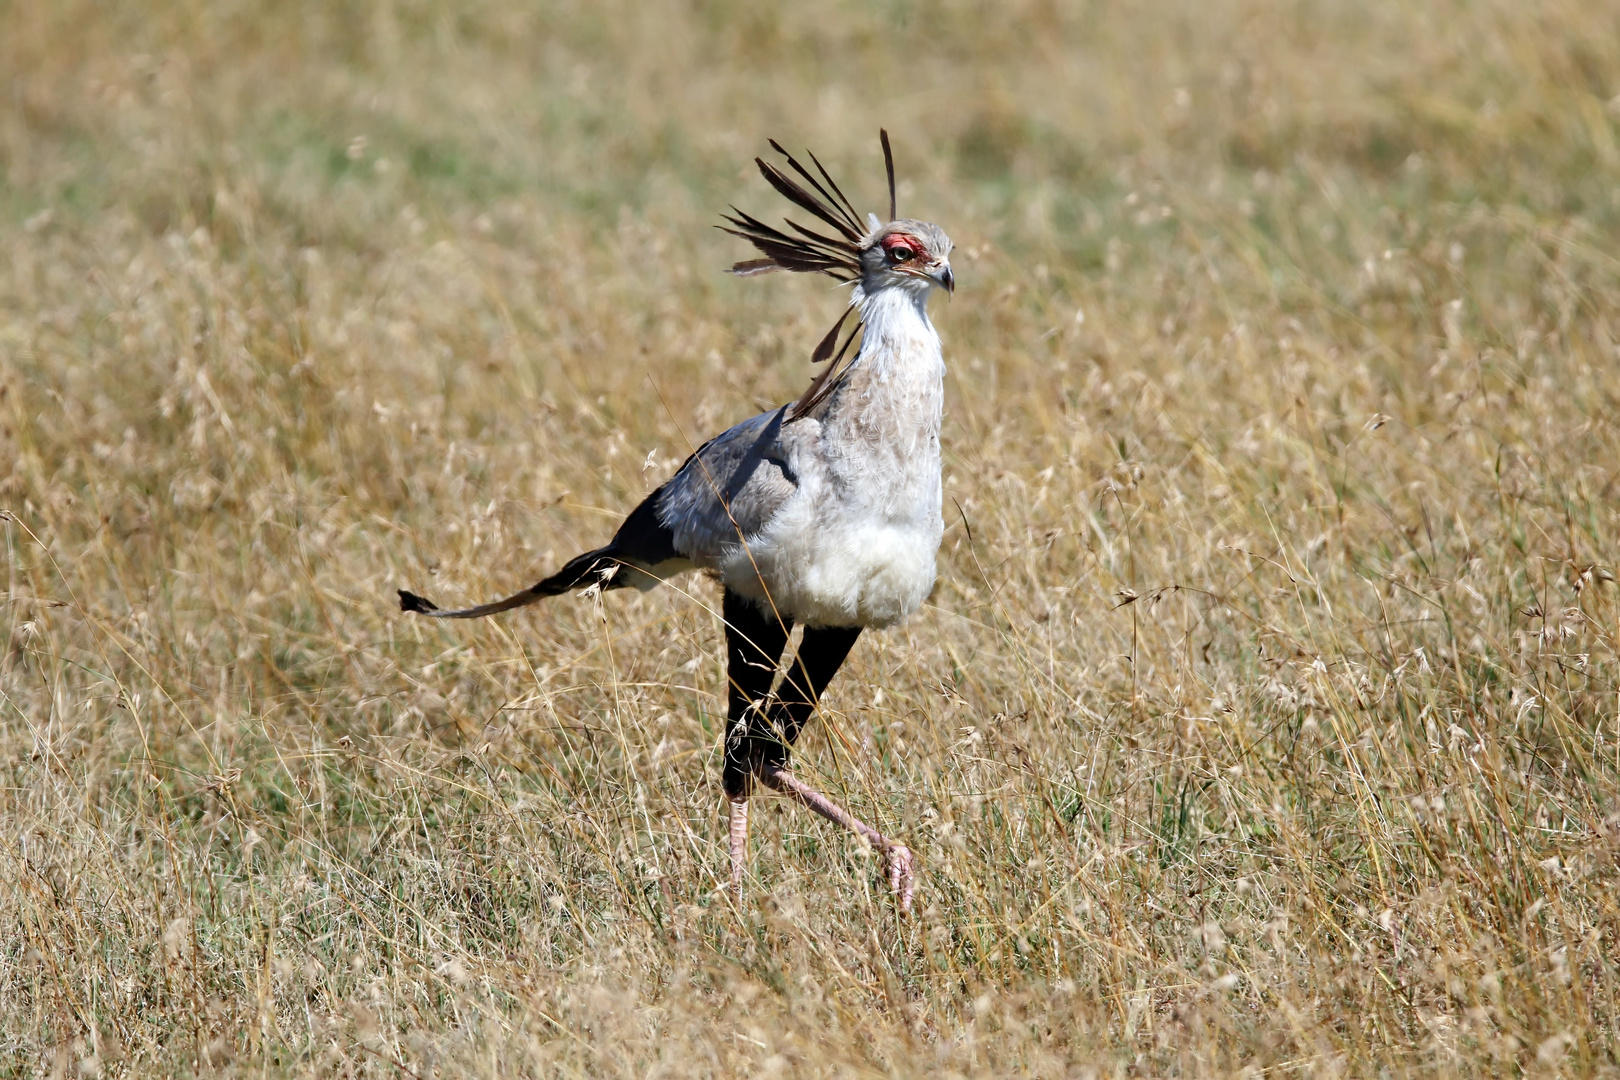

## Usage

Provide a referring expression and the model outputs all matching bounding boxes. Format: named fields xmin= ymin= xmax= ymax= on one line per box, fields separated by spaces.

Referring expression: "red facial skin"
xmin=881 ymin=233 xmax=925 ymax=265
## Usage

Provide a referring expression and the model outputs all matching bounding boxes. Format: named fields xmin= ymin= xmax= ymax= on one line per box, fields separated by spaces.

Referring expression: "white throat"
xmin=816 ymin=278 xmax=945 ymax=443
xmin=850 ymin=280 xmax=939 ymax=374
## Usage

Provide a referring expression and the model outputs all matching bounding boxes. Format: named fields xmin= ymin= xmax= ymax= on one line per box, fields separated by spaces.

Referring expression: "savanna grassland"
xmin=5 ymin=0 xmax=1620 ymax=1075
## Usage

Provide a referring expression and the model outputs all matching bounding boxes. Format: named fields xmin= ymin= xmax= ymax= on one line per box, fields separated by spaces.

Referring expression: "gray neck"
xmin=815 ymin=282 xmax=944 ymax=452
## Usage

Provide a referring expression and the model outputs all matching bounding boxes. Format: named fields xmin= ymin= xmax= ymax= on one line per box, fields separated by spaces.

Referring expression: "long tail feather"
xmin=399 ymin=547 xmax=625 ymax=619
xmin=398 ymin=586 xmax=548 ymax=620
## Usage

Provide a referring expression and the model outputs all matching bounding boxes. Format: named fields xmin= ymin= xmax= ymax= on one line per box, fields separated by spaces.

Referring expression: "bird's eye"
xmin=889 ymin=245 xmax=914 ymax=263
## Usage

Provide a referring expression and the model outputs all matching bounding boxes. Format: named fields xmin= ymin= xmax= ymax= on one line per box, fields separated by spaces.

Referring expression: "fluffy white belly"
xmin=720 ymin=501 xmax=942 ymax=628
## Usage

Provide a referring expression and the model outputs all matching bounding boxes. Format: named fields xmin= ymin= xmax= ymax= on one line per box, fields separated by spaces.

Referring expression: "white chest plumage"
xmin=719 ymin=286 xmax=945 ymax=627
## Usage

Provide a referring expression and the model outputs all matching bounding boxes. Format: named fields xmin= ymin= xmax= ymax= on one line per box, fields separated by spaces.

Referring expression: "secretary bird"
xmin=400 ymin=133 xmax=953 ymax=911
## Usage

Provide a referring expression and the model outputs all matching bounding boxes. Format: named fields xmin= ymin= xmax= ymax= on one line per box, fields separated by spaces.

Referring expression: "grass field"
xmin=5 ymin=0 xmax=1620 ymax=1075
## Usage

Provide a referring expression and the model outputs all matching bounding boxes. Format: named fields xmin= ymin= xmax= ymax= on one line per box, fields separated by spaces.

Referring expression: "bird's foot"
xmin=884 ymin=843 xmax=915 ymax=914
xmin=763 ymin=767 xmax=917 ymax=914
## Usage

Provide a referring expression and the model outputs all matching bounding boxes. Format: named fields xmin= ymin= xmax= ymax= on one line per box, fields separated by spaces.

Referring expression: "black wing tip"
xmin=399 ymin=589 xmax=439 ymax=614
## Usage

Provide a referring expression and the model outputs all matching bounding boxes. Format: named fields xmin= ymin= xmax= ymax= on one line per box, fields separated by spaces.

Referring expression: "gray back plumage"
xmin=653 ymin=407 xmax=801 ymax=562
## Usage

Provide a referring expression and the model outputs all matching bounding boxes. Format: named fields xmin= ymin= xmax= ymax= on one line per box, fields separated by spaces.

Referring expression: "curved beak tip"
xmin=939 ymin=264 xmax=955 ymax=294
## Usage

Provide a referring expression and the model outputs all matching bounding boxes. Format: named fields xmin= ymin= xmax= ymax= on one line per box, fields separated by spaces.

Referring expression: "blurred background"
xmin=4 ymin=1 xmax=1620 ymax=1076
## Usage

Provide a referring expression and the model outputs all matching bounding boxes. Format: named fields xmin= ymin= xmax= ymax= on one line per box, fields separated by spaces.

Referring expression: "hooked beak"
xmin=930 ymin=262 xmax=955 ymax=295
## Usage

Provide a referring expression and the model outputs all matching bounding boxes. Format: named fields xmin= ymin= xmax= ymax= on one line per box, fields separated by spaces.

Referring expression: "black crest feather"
xmin=881 ymin=129 xmax=896 ymax=222
xmin=721 ymin=136 xmax=893 ymax=282
xmin=722 ymin=132 xmax=898 ymax=421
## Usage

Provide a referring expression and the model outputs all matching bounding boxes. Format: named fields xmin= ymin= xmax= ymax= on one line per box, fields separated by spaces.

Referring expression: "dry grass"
xmin=5 ymin=0 xmax=1620 ymax=1075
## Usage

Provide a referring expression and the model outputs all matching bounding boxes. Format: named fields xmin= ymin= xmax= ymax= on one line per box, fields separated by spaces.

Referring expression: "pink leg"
xmin=763 ymin=767 xmax=915 ymax=912
xmin=728 ymin=798 xmax=749 ymax=902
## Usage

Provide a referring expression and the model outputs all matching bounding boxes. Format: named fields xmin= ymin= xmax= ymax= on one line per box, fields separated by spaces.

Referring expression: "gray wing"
xmin=654 ymin=405 xmax=809 ymax=563
xmin=397 ymin=403 xmax=813 ymax=618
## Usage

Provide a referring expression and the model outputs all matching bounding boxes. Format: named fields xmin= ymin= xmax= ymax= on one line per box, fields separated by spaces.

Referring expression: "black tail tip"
xmin=399 ymin=589 xmax=439 ymax=614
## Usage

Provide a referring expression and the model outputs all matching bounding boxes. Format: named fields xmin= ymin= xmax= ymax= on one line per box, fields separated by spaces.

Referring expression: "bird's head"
xmin=859 ymin=219 xmax=954 ymax=297
xmin=721 ymin=130 xmax=954 ymax=300
xmin=722 ymin=131 xmax=955 ymax=416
